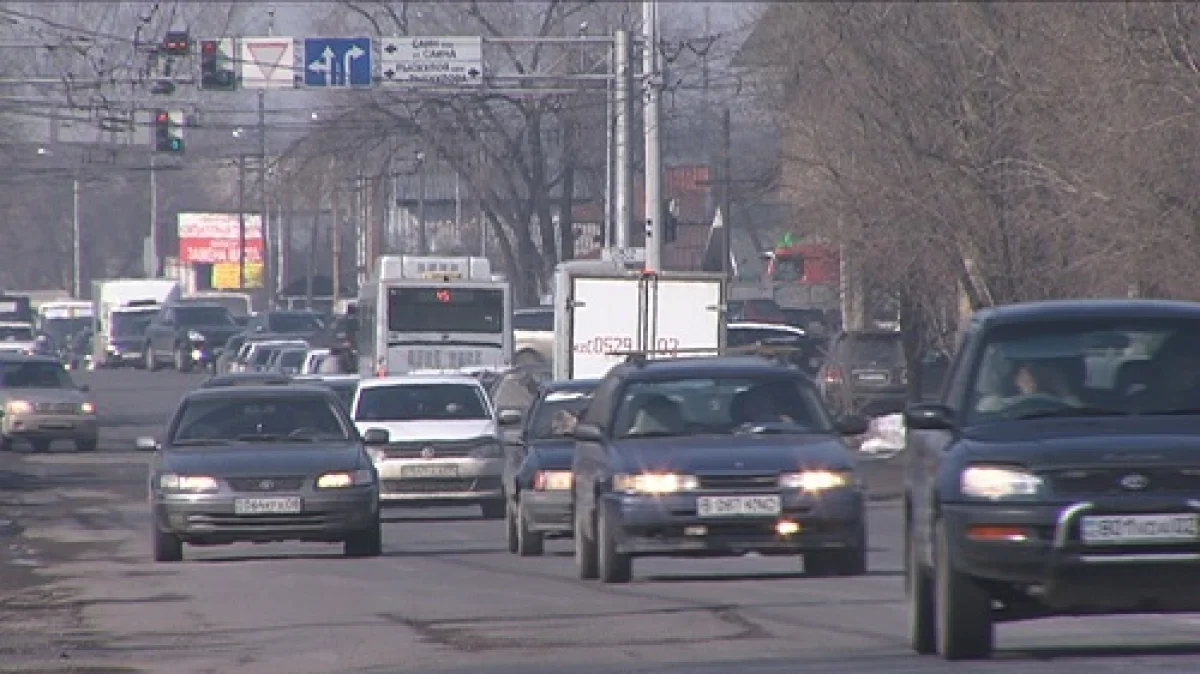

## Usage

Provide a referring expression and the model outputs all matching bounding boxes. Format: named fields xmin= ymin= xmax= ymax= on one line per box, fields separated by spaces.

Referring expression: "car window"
xmin=612 ymin=376 xmax=832 ymax=439
xmin=0 ymin=361 xmax=74 ymax=388
xmin=253 ymin=348 xmax=278 ymax=366
xmin=527 ymin=389 xmax=596 ymax=440
xmin=172 ymin=396 xmax=350 ymax=442
xmin=965 ymin=319 xmax=1200 ymax=423
xmin=175 ymin=306 xmax=235 ymax=326
xmin=354 ymin=383 xmax=490 ymax=422
xmin=279 ymin=350 xmax=305 ymax=367
xmin=846 ymin=334 xmax=903 ymax=365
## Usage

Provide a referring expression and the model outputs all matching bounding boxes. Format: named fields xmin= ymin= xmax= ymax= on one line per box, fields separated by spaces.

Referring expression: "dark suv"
xmin=818 ymin=330 xmax=907 ymax=416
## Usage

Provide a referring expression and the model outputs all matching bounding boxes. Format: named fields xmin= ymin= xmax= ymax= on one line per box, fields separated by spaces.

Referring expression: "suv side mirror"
xmin=497 ymin=408 xmax=523 ymax=426
xmin=835 ymin=414 xmax=869 ymax=436
xmin=573 ymin=423 xmax=603 ymax=442
xmin=134 ymin=437 xmax=159 ymax=451
xmin=905 ymin=403 xmax=954 ymax=431
xmin=363 ymin=428 xmax=390 ymax=445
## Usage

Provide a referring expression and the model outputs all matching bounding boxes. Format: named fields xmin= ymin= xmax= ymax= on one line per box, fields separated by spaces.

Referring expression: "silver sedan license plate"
xmin=697 ymin=495 xmax=782 ymax=517
xmin=234 ymin=497 xmax=303 ymax=515
xmin=1081 ymin=513 xmax=1200 ymax=545
xmin=400 ymin=463 xmax=459 ymax=478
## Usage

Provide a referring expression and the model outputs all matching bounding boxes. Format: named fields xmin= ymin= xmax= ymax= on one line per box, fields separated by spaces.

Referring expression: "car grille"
xmin=382 ymin=477 xmax=502 ymax=493
xmin=381 ymin=440 xmax=479 ymax=459
xmin=1046 ymin=467 xmax=1200 ymax=495
xmin=33 ymin=402 xmax=78 ymax=415
xmin=697 ymin=474 xmax=779 ymax=491
xmin=226 ymin=477 xmax=306 ymax=492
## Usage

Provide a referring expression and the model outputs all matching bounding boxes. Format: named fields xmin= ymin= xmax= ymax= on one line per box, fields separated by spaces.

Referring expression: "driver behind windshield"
xmin=730 ymin=382 xmax=800 ymax=425
xmin=976 ymin=359 xmax=1082 ymax=413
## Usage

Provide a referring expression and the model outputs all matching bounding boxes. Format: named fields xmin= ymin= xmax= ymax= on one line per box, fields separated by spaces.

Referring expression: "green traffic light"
xmin=170 ymin=139 xmax=183 ymax=152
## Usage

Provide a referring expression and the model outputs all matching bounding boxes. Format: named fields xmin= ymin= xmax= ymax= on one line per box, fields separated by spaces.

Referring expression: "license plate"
xmin=854 ymin=372 xmax=889 ymax=382
xmin=400 ymin=463 xmax=459 ymax=478
xmin=1080 ymin=513 xmax=1200 ymax=545
xmin=233 ymin=497 xmax=303 ymax=515
xmin=697 ymin=495 xmax=782 ymax=517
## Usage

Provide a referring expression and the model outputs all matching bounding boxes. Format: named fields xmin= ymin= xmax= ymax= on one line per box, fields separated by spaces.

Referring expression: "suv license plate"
xmin=697 ymin=495 xmax=782 ymax=517
xmin=1081 ymin=513 xmax=1200 ymax=545
xmin=234 ymin=497 xmax=303 ymax=515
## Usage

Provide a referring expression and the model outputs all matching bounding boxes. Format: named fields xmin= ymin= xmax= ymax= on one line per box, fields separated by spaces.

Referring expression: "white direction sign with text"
xmin=379 ymin=36 xmax=483 ymax=86
xmin=240 ymin=37 xmax=297 ymax=89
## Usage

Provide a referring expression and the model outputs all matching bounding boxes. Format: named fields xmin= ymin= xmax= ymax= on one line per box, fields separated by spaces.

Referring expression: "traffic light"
xmin=153 ymin=109 xmax=184 ymax=153
xmin=163 ymin=30 xmax=189 ymax=56
xmin=663 ymin=200 xmax=679 ymax=243
xmin=200 ymin=39 xmax=237 ymax=90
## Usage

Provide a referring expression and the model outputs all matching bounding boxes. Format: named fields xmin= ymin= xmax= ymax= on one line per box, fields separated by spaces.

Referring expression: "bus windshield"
xmin=387 ymin=287 xmax=504 ymax=334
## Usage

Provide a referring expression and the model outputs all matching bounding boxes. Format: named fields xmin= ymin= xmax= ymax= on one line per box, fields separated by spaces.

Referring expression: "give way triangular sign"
xmin=242 ymin=39 xmax=293 ymax=88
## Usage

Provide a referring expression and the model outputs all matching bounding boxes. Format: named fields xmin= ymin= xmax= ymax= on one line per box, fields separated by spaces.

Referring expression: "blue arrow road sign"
xmin=304 ymin=37 xmax=372 ymax=88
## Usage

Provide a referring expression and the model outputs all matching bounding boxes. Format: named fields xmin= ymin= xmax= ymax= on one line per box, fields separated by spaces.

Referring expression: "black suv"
xmin=905 ymin=299 xmax=1200 ymax=660
xmin=143 ymin=303 xmax=242 ymax=372
xmin=572 ymin=355 xmax=868 ymax=583
xmin=818 ymin=330 xmax=907 ymax=416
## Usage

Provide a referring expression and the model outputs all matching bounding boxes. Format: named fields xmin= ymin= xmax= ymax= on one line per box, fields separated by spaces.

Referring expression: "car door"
xmin=148 ymin=307 xmax=173 ymax=357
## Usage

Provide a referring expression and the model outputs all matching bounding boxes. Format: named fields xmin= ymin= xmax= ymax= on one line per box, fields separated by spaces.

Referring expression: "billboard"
xmin=212 ymin=263 xmax=263 ymax=289
xmin=177 ymin=212 xmax=263 ymax=265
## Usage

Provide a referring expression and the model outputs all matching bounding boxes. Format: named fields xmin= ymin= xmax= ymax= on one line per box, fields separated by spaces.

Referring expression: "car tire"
xmin=344 ymin=518 xmax=383 ymax=558
xmin=145 ymin=347 xmax=160 ymax=372
xmin=75 ymin=437 xmax=98 ymax=452
xmin=516 ymin=498 xmax=544 ymax=557
xmin=505 ymin=498 xmax=519 ymax=554
xmin=597 ymin=507 xmax=632 ymax=584
xmin=479 ymin=500 xmax=505 ymax=520
xmin=153 ymin=526 xmax=183 ymax=563
xmin=934 ymin=521 xmax=994 ymax=660
xmin=906 ymin=522 xmax=936 ymax=655
xmin=574 ymin=505 xmax=598 ymax=580
xmin=174 ymin=346 xmax=192 ymax=373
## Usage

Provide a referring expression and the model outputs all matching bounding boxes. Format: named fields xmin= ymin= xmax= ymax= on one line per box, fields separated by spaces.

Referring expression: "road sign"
xmin=303 ymin=37 xmax=372 ymax=88
xmin=379 ymin=36 xmax=483 ymax=86
xmin=240 ymin=37 xmax=296 ymax=89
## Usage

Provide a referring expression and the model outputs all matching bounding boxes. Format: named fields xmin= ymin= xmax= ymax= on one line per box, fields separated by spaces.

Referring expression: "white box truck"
xmin=91 ymin=279 xmax=180 ymax=368
xmin=552 ymin=260 xmax=727 ymax=380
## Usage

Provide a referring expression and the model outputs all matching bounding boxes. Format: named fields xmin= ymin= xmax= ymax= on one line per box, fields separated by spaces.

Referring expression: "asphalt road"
xmin=3 ymin=370 xmax=1200 ymax=673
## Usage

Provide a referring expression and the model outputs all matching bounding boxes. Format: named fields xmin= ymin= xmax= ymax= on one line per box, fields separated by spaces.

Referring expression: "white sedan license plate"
xmin=1081 ymin=513 xmax=1200 ymax=545
xmin=400 ymin=463 xmax=459 ymax=478
xmin=697 ymin=495 xmax=782 ymax=517
xmin=234 ymin=497 xmax=303 ymax=515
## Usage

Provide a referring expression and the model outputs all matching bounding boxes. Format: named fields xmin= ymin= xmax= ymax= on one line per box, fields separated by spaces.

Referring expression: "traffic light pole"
xmin=238 ymin=155 xmax=247 ymax=290
xmin=643 ymin=0 xmax=663 ymax=273
xmin=148 ymin=153 xmax=158 ymax=277
xmin=71 ymin=174 xmax=81 ymax=298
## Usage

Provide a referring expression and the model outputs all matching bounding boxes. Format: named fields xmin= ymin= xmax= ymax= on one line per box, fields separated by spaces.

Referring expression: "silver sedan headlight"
xmin=159 ymin=474 xmax=219 ymax=493
xmin=316 ymin=469 xmax=374 ymax=489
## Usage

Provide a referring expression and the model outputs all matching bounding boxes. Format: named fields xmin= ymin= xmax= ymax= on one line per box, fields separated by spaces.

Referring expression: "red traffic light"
xmin=155 ymin=111 xmax=169 ymax=123
xmin=201 ymin=40 xmax=216 ymax=54
xmin=435 ymin=289 xmax=452 ymax=303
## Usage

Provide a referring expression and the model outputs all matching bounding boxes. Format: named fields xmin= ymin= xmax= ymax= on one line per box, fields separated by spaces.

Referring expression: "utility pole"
xmin=71 ymin=175 xmax=81 ymax=298
xmin=331 ymin=187 xmax=342 ymax=303
xmin=613 ymin=29 xmax=632 ymax=250
xmin=722 ymin=107 xmax=733 ymax=289
xmin=148 ymin=153 xmax=158 ymax=277
xmin=237 ymin=155 xmax=247 ymax=290
xmin=257 ymin=89 xmax=271 ymax=306
xmin=643 ymin=0 xmax=663 ymax=272
xmin=416 ymin=152 xmax=428 ymax=254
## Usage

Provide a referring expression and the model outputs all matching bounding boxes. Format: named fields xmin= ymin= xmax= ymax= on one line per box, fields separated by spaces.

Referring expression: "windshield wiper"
xmin=234 ymin=433 xmax=292 ymax=442
xmin=1012 ymin=406 xmax=1127 ymax=421
xmin=735 ymin=421 xmax=814 ymax=435
xmin=171 ymin=439 xmax=231 ymax=446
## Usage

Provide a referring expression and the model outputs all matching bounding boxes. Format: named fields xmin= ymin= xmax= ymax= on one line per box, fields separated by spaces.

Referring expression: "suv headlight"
xmin=159 ymin=474 xmax=219 ymax=493
xmin=779 ymin=470 xmax=853 ymax=491
xmin=5 ymin=400 xmax=32 ymax=415
xmin=187 ymin=330 xmax=205 ymax=342
xmin=316 ymin=469 xmax=374 ymax=489
xmin=613 ymin=473 xmax=699 ymax=494
xmin=960 ymin=465 xmax=1043 ymax=500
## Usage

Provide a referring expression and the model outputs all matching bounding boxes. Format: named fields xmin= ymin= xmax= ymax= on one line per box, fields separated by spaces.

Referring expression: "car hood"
xmin=0 ymin=387 xmax=86 ymax=403
xmin=608 ymin=434 xmax=854 ymax=473
xmin=962 ymin=416 xmax=1200 ymax=466
xmin=354 ymin=418 xmax=496 ymax=442
xmin=527 ymin=439 xmax=575 ymax=470
xmin=161 ymin=443 xmax=365 ymax=476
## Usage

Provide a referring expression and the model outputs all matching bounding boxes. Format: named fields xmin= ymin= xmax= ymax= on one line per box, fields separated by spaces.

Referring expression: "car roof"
xmin=540 ymin=378 xmax=601 ymax=393
xmin=610 ymin=355 xmax=804 ymax=381
xmin=184 ymin=384 xmax=333 ymax=401
xmin=170 ymin=301 xmax=226 ymax=310
xmin=202 ymin=373 xmax=292 ymax=386
xmin=974 ymin=299 xmax=1200 ymax=328
xmin=294 ymin=374 xmax=359 ymax=383
xmin=359 ymin=374 xmax=482 ymax=388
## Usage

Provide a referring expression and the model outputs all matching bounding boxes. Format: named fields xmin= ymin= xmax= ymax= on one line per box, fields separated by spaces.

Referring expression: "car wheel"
xmin=29 ymin=438 xmax=52 ymax=453
xmin=574 ymin=505 xmax=598 ymax=580
xmin=174 ymin=346 xmax=192 ymax=373
xmin=75 ymin=437 xmax=98 ymax=452
xmin=906 ymin=521 xmax=936 ymax=655
xmin=504 ymin=497 xmax=519 ymax=554
xmin=934 ymin=520 xmax=994 ymax=660
xmin=144 ymin=347 xmax=159 ymax=372
xmin=344 ymin=518 xmax=383 ymax=557
xmin=597 ymin=506 xmax=632 ymax=583
xmin=479 ymin=500 xmax=506 ymax=520
xmin=153 ymin=526 xmax=183 ymax=563
xmin=516 ymin=498 xmax=544 ymax=557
